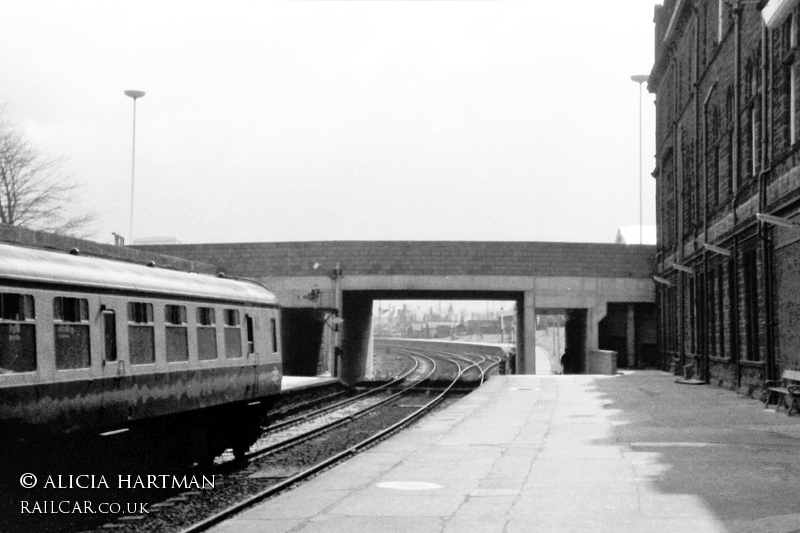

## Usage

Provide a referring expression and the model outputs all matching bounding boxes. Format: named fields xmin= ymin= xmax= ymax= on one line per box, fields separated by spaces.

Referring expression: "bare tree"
xmin=0 ymin=114 xmax=96 ymax=238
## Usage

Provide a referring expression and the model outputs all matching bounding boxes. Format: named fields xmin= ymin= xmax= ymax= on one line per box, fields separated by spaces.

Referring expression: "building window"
xmin=708 ymin=269 xmax=717 ymax=358
xmin=793 ymin=15 xmax=799 ymax=144
xmin=689 ymin=277 xmax=696 ymax=354
xmin=715 ymin=144 xmax=723 ymax=203
xmin=0 ymin=293 xmax=36 ymax=373
xmin=224 ymin=309 xmax=242 ymax=359
xmin=670 ymin=284 xmax=679 ymax=352
xmin=197 ymin=307 xmax=217 ymax=361
xmin=744 ymin=105 xmax=754 ymax=178
xmin=165 ymin=304 xmax=188 ymax=363
xmin=128 ymin=302 xmax=155 ymax=365
xmin=727 ymin=130 xmax=735 ymax=194
xmin=54 ymin=297 xmax=90 ymax=370
xmin=697 ymin=273 xmax=706 ymax=357
xmin=706 ymin=106 xmax=721 ymax=207
xmin=751 ymin=107 xmax=759 ymax=176
xmin=717 ymin=265 xmax=725 ymax=359
xmin=700 ymin=4 xmax=708 ymax=67
xmin=791 ymin=59 xmax=799 ymax=146
xmin=727 ymin=260 xmax=737 ymax=359
xmin=743 ymin=250 xmax=760 ymax=361
xmin=724 ymin=86 xmax=735 ymax=194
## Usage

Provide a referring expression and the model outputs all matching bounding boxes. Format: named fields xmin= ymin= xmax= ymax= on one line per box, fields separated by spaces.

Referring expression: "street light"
xmin=631 ymin=74 xmax=649 ymax=244
xmin=756 ymin=212 xmax=800 ymax=229
xmin=312 ymin=261 xmax=344 ymax=377
xmin=703 ymin=243 xmax=732 ymax=256
xmin=124 ymin=89 xmax=146 ymax=244
xmin=673 ymin=264 xmax=694 ymax=274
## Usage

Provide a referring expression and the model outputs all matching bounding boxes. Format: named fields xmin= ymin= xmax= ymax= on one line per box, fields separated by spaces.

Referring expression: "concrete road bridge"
xmin=135 ymin=241 xmax=656 ymax=383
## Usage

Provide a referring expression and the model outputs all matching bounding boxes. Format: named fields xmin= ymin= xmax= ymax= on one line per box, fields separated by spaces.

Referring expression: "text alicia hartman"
xmin=43 ymin=475 xmax=215 ymax=490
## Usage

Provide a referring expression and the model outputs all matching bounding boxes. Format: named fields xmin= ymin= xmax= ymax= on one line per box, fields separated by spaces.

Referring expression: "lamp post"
xmin=500 ymin=307 xmax=504 ymax=343
xmin=313 ymin=261 xmax=343 ymax=376
xmin=124 ymin=90 xmax=146 ymax=244
xmin=630 ymin=75 xmax=649 ymax=245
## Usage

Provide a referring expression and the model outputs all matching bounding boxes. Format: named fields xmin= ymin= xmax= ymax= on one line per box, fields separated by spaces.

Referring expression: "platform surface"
xmin=212 ymin=371 xmax=800 ymax=533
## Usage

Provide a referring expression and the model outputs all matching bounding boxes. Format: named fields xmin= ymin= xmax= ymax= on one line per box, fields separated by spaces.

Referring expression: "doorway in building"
xmin=563 ymin=309 xmax=587 ymax=374
xmin=598 ymin=303 xmax=657 ymax=369
xmin=281 ymin=307 xmax=330 ymax=376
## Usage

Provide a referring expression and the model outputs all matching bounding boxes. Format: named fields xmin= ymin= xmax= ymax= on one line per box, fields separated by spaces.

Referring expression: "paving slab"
xmin=210 ymin=371 xmax=800 ymax=533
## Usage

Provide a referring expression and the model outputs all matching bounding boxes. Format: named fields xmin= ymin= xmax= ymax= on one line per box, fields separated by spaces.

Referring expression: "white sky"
xmin=1 ymin=0 xmax=659 ymax=245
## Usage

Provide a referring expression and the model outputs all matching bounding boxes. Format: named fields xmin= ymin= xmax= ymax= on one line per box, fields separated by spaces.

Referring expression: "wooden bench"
xmin=762 ymin=370 xmax=800 ymax=416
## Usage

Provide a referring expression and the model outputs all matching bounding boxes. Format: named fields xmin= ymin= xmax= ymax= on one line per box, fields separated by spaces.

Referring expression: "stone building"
xmin=650 ymin=0 xmax=800 ymax=391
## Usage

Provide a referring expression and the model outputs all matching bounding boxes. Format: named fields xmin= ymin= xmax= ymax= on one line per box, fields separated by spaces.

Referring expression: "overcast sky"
xmin=1 ymin=1 xmax=658 ymax=245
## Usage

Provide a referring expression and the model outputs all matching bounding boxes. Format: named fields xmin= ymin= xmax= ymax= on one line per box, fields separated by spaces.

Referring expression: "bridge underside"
xmin=270 ymin=274 xmax=655 ymax=384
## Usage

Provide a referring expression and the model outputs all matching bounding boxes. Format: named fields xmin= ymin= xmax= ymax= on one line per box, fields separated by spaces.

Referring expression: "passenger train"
xmin=0 ymin=242 xmax=282 ymax=466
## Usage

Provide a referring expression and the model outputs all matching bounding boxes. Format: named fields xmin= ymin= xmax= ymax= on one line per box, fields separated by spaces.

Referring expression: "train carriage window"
xmin=270 ymin=317 xmax=278 ymax=354
xmin=223 ymin=309 xmax=242 ymax=359
xmin=54 ymin=297 xmax=91 ymax=370
xmin=164 ymin=304 xmax=188 ymax=362
xmin=246 ymin=315 xmax=255 ymax=355
xmin=196 ymin=307 xmax=217 ymax=361
xmin=103 ymin=309 xmax=117 ymax=362
xmin=128 ymin=302 xmax=155 ymax=365
xmin=0 ymin=293 xmax=37 ymax=373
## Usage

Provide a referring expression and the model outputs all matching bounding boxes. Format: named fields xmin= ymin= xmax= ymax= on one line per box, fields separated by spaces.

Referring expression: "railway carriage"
xmin=0 ymin=242 xmax=282 ymax=466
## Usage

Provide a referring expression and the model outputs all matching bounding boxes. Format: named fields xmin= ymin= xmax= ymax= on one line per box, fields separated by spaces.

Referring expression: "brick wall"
xmin=651 ymin=1 xmax=800 ymax=390
xmin=134 ymin=241 xmax=655 ymax=280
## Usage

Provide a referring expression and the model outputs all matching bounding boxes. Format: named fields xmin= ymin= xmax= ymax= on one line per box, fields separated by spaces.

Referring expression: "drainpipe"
xmin=677 ymin=144 xmax=684 ymax=373
xmin=703 ymin=82 xmax=718 ymax=383
xmin=758 ymin=20 xmax=776 ymax=381
xmin=332 ymin=263 xmax=343 ymax=377
xmin=693 ymin=6 xmax=702 ymax=378
xmin=733 ymin=2 xmax=743 ymax=386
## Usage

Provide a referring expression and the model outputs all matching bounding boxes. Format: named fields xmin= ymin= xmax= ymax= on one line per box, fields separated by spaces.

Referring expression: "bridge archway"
xmin=131 ymin=240 xmax=656 ymax=381
xmin=340 ymin=290 xmax=526 ymax=383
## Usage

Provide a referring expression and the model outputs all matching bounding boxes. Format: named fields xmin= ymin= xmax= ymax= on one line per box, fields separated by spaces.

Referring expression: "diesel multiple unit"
xmin=0 ymin=242 xmax=283 ymax=465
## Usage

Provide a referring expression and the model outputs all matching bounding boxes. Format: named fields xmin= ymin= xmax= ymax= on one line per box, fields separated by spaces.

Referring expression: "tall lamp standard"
xmin=124 ymin=90 xmax=146 ymax=244
xmin=630 ymin=75 xmax=649 ymax=245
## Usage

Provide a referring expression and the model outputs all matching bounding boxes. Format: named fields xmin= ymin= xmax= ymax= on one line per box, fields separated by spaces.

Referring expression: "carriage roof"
xmin=0 ymin=242 xmax=278 ymax=306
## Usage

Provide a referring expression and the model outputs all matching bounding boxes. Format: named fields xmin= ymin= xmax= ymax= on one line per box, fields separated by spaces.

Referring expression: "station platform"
xmin=281 ymin=375 xmax=340 ymax=393
xmin=212 ymin=371 xmax=800 ymax=533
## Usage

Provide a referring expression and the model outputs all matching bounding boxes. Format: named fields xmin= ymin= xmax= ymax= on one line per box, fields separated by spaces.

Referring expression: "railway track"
xmin=174 ymin=348 xmax=464 ymax=533
xmin=47 ymin=346 xmax=477 ymax=533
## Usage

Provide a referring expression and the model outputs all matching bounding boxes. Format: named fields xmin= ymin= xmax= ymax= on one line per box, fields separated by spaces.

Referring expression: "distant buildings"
xmin=650 ymin=0 xmax=800 ymax=390
xmin=373 ymin=302 xmax=514 ymax=341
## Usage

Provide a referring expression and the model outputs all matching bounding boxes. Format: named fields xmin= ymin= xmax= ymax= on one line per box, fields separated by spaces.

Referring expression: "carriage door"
xmin=97 ymin=305 xmax=124 ymax=431
xmin=101 ymin=306 xmax=124 ymax=377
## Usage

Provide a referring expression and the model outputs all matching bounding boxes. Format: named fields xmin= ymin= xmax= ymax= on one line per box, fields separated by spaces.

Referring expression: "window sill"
xmin=739 ymin=359 xmax=765 ymax=368
xmin=708 ymin=356 xmax=732 ymax=363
